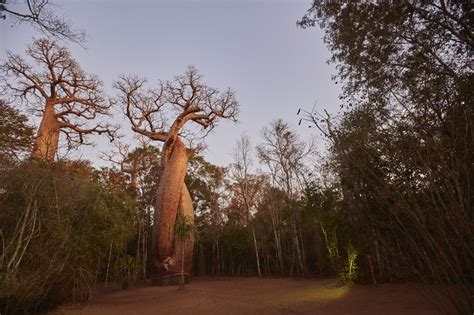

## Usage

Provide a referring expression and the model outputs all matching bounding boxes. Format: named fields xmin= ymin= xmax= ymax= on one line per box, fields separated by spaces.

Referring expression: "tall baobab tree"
xmin=115 ymin=66 xmax=238 ymax=284
xmin=1 ymin=38 xmax=116 ymax=161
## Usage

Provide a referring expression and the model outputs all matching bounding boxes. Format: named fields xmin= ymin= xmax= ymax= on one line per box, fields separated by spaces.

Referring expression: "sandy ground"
xmin=54 ymin=277 xmax=444 ymax=315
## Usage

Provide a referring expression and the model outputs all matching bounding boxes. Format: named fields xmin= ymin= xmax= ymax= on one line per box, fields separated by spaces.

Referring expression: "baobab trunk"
xmin=32 ymin=103 xmax=60 ymax=161
xmin=152 ymin=137 xmax=194 ymax=285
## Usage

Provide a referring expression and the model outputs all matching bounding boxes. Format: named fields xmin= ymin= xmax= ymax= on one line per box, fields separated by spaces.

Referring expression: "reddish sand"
xmin=54 ymin=278 xmax=444 ymax=315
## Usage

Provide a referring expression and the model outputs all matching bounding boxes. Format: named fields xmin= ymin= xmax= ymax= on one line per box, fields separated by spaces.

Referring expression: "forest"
xmin=0 ymin=1 xmax=472 ymax=315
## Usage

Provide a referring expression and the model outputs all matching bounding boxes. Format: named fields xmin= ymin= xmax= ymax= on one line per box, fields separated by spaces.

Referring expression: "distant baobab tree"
xmin=115 ymin=66 xmax=239 ymax=285
xmin=1 ymin=38 xmax=116 ymax=161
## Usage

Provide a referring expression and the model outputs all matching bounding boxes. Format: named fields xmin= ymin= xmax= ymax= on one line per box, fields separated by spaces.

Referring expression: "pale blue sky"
xmin=0 ymin=0 xmax=341 ymax=167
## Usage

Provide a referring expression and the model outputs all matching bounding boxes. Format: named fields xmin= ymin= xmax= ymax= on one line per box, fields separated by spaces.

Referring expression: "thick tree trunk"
xmin=152 ymin=137 xmax=194 ymax=285
xmin=32 ymin=103 xmax=60 ymax=161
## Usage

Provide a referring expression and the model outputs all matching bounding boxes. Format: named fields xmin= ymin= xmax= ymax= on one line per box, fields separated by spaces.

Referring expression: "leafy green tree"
xmin=300 ymin=2 xmax=473 ymax=313
xmin=186 ymin=155 xmax=228 ymax=276
xmin=0 ymin=100 xmax=34 ymax=163
xmin=299 ymin=1 xmax=472 ymax=105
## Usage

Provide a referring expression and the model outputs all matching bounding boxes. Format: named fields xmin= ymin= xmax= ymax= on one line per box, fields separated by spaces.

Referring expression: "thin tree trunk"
xmin=298 ymin=223 xmax=307 ymax=275
xmin=251 ymin=225 xmax=262 ymax=278
xmin=269 ymin=196 xmax=284 ymax=274
xmin=142 ymin=224 xmax=147 ymax=282
xmin=290 ymin=214 xmax=304 ymax=275
xmin=270 ymin=216 xmax=280 ymax=270
xmin=199 ymin=245 xmax=205 ymax=276
xmin=217 ymin=239 xmax=220 ymax=276
xmin=179 ymin=241 xmax=185 ymax=290
xmin=136 ymin=217 xmax=141 ymax=261
xmin=289 ymin=245 xmax=295 ymax=277
xmin=105 ymin=242 xmax=113 ymax=288
xmin=367 ymin=255 xmax=377 ymax=285
xmin=374 ymin=238 xmax=383 ymax=281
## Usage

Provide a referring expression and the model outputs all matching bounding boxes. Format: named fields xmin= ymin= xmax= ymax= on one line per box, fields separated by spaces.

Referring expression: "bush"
xmin=114 ymin=255 xmax=141 ymax=289
xmin=339 ymin=244 xmax=358 ymax=285
xmin=0 ymin=161 xmax=135 ymax=314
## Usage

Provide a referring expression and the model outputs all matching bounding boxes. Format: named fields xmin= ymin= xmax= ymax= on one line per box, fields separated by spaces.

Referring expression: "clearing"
xmin=55 ymin=277 xmax=443 ymax=315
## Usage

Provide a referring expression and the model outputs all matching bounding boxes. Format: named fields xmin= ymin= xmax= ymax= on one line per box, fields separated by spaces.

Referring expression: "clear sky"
xmin=0 ymin=0 xmax=341 ymax=167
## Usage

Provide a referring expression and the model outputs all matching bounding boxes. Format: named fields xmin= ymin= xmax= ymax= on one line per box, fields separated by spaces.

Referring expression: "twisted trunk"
xmin=32 ymin=102 xmax=60 ymax=161
xmin=152 ymin=137 xmax=194 ymax=284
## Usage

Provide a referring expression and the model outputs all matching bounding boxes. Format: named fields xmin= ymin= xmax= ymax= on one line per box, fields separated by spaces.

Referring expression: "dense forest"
xmin=0 ymin=1 xmax=472 ymax=315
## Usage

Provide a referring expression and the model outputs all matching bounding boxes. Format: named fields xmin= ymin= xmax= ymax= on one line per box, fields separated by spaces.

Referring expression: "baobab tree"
xmin=1 ymin=38 xmax=116 ymax=161
xmin=115 ymin=67 xmax=238 ymax=284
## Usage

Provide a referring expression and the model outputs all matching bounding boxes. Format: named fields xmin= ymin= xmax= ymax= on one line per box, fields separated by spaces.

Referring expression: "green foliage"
xmin=175 ymin=214 xmax=194 ymax=289
xmin=0 ymin=101 xmax=34 ymax=173
xmin=175 ymin=214 xmax=195 ymax=242
xmin=300 ymin=2 xmax=473 ymax=313
xmin=114 ymin=255 xmax=140 ymax=289
xmin=0 ymin=161 xmax=135 ymax=314
xmin=339 ymin=244 xmax=358 ymax=286
xmin=186 ymin=154 xmax=227 ymax=216
xmin=320 ymin=224 xmax=339 ymax=272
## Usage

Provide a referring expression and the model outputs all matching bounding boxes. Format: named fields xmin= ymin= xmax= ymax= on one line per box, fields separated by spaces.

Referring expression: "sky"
xmin=0 ymin=0 xmax=341 ymax=167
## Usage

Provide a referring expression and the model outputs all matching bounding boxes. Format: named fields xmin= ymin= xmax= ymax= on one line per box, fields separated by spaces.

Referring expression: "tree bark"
xmin=32 ymin=102 xmax=60 ymax=161
xmin=152 ymin=137 xmax=194 ymax=284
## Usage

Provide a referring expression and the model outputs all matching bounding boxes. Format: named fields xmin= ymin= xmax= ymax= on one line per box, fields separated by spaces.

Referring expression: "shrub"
xmin=0 ymin=161 xmax=135 ymax=314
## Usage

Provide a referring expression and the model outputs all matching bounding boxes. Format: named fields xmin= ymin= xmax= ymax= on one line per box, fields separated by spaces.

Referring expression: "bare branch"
xmin=1 ymin=38 xmax=116 ymax=160
xmin=2 ymin=0 xmax=86 ymax=43
xmin=115 ymin=66 xmax=239 ymax=160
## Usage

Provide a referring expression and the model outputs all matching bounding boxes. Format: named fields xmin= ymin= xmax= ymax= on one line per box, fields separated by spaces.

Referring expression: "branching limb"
xmin=2 ymin=0 xmax=86 ymax=43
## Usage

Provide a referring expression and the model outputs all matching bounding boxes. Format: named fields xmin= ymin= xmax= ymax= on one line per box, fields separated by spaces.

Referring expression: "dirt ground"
xmin=54 ymin=277 xmax=444 ymax=315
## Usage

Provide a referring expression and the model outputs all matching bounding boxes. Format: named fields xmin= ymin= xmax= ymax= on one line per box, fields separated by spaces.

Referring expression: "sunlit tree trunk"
xmin=152 ymin=137 xmax=194 ymax=284
xmin=4 ymin=39 xmax=115 ymax=163
xmin=32 ymin=103 xmax=60 ymax=161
